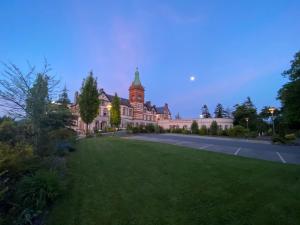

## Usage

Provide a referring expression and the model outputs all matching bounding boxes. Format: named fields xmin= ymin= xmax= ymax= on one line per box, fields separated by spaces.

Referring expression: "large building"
xmin=71 ymin=68 xmax=233 ymax=133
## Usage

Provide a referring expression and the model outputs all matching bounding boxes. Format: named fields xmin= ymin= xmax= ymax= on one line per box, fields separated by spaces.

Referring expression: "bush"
xmin=191 ymin=121 xmax=199 ymax=134
xmin=210 ymin=121 xmax=218 ymax=135
xmin=0 ymin=120 xmax=17 ymax=145
xmin=199 ymin=125 xmax=208 ymax=135
xmin=285 ymin=133 xmax=296 ymax=141
xmin=182 ymin=129 xmax=191 ymax=134
xmin=228 ymin=125 xmax=247 ymax=137
xmin=272 ymin=135 xmax=286 ymax=144
xmin=245 ymin=131 xmax=258 ymax=138
xmin=15 ymin=170 xmax=64 ymax=224
xmin=132 ymin=126 xmax=140 ymax=134
xmin=145 ymin=124 xmax=155 ymax=133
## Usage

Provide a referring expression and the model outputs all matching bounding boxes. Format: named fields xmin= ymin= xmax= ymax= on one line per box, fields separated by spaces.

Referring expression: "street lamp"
xmin=107 ymin=103 xmax=112 ymax=127
xmin=245 ymin=117 xmax=249 ymax=130
xmin=269 ymin=107 xmax=276 ymax=136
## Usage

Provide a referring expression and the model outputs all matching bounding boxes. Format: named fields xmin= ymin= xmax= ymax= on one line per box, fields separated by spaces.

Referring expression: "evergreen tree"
xmin=232 ymin=97 xmax=258 ymax=131
xmin=191 ymin=120 xmax=199 ymax=134
xmin=78 ymin=72 xmax=100 ymax=134
xmin=214 ymin=103 xmax=225 ymax=118
xmin=201 ymin=104 xmax=211 ymax=118
xmin=26 ymin=74 xmax=50 ymax=154
xmin=210 ymin=121 xmax=218 ymax=135
xmin=278 ymin=50 xmax=300 ymax=129
xmin=57 ymin=84 xmax=70 ymax=107
xmin=110 ymin=93 xmax=121 ymax=129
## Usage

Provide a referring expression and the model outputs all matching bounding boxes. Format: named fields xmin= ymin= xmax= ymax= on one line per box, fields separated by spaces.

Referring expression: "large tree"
xmin=110 ymin=93 xmax=121 ymax=129
xmin=201 ymin=104 xmax=211 ymax=118
xmin=278 ymin=50 xmax=300 ymax=129
xmin=232 ymin=97 xmax=258 ymax=131
xmin=78 ymin=72 xmax=100 ymax=134
xmin=214 ymin=103 xmax=225 ymax=118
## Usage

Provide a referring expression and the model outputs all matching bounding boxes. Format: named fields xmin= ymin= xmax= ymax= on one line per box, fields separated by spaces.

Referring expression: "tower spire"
xmin=133 ymin=67 xmax=141 ymax=86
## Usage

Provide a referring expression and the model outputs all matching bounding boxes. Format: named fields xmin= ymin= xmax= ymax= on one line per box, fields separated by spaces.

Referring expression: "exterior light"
xmin=268 ymin=107 xmax=276 ymax=136
xmin=107 ymin=104 xmax=112 ymax=111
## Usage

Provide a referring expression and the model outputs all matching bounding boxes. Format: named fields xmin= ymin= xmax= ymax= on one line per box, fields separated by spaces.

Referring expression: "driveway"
xmin=124 ymin=133 xmax=300 ymax=165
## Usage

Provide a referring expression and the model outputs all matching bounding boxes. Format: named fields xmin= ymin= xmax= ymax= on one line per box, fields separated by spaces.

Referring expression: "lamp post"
xmin=269 ymin=107 xmax=276 ymax=136
xmin=245 ymin=117 xmax=249 ymax=130
xmin=107 ymin=103 xmax=112 ymax=127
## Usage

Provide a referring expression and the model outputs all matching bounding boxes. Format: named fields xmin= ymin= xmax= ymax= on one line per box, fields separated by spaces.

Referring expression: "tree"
xmin=201 ymin=104 xmax=211 ymax=118
xmin=78 ymin=72 xmax=100 ymax=134
xmin=191 ymin=120 xmax=199 ymax=134
xmin=278 ymin=50 xmax=300 ymax=129
xmin=232 ymin=97 xmax=258 ymax=131
xmin=210 ymin=121 xmax=218 ymax=135
xmin=214 ymin=103 xmax=225 ymax=118
xmin=57 ymin=84 xmax=70 ymax=107
xmin=110 ymin=93 xmax=121 ymax=129
xmin=0 ymin=61 xmax=58 ymax=118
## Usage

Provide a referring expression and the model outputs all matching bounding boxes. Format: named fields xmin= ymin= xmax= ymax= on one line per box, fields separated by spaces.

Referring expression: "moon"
xmin=190 ymin=76 xmax=195 ymax=81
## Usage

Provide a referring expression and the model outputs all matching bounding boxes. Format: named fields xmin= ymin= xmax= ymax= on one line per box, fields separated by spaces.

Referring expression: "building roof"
xmin=132 ymin=67 xmax=142 ymax=86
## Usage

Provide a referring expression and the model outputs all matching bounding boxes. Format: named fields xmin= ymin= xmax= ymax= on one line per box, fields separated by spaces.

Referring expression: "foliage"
xmin=285 ymin=133 xmax=296 ymax=141
xmin=0 ymin=119 xmax=17 ymax=145
xmin=228 ymin=125 xmax=247 ymax=137
xmin=272 ymin=135 xmax=287 ymax=144
xmin=15 ymin=170 xmax=63 ymax=224
xmin=278 ymin=51 xmax=300 ymax=129
xmin=210 ymin=121 xmax=218 ymax=135
xmin=191 ymin=120 xmax=199 ymax=134
xmin=110 ymin=93 xmax=121 ymax=129
xmin=232 ymin=97 xmax=258 ymax=131
xmin=201 ymin=104 xmax=211 ymax=118
xmin=57 ymin=85 xmax=71 ymax=107
xmin=78 ymin=72 xmax=100 ymax=133
xmin=214 ymin=103 xmax=226 ymax=118
xmin=145 ymin=124 xmax=155 ymax=133
xmin=0 ymin=61 xmax=58 ymax=118
xmin=199 ymin=125 xmax=208 ymax=135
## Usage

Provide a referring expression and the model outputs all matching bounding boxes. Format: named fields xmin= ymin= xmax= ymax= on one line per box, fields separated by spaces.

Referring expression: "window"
xmin=122 ymin=107 xmax=125 ymax=115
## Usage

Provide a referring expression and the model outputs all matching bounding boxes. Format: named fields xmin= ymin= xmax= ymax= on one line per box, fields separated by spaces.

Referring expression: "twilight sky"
xmin=1 ymin=0 xmax=300 ymax=118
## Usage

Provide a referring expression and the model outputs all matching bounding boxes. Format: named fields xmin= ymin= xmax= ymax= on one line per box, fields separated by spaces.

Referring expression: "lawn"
xmin=46 ymin=137 xmax=300 ymax=225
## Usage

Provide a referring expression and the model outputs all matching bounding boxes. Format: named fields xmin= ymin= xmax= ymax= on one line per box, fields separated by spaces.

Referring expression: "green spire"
xmin=133 ymin=67 xmax=141 ymax=86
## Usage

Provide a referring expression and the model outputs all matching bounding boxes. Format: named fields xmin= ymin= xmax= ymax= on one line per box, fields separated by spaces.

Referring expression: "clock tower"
xmin=129 ymin=68 xmax=145 ymax=120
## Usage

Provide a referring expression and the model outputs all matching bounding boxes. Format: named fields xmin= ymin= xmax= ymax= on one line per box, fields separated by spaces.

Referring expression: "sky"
xmin=0 ymin=0 xmax=300 ymax=118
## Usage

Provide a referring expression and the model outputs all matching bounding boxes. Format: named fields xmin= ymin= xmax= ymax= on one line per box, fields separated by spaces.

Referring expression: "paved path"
xmin=124 ymin=133 xmax=300 ymax=165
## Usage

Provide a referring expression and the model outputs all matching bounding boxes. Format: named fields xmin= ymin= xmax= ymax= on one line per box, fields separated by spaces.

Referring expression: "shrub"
xmin=16 ymin=170 xmax=63 ymax=210
xmin=0 ymin=120 xmax=17 ymax=145
xmin=272 ymin=135 xmax=286 ymax=144
xmin=228 ymin=125 xmax=247 ymax=137
xmin=199 ymin=125 xmax=207 ymax=135
xmin=145 ymin=124 xmax=155 ymax=133
xmin=132 ymin=126 xmax=140 ymax=134
xmin=15 ymin=170 xmax=63 ymax=224
xmin=182 ymin=129 xmax=191 ymax=134
xmin=285 ymin=133 xmax=296 ymax=141
xmin=210 ymin=121 xmax=218 ymax=135
xmin=245 ymin=131 xmax=258 ymax=138
xmin=191 ymin=121 xmax=199 ymax=134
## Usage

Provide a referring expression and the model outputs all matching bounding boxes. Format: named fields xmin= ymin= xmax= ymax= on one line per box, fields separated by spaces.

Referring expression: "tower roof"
xmin=132 ymin=67 xmax=142 ymax=86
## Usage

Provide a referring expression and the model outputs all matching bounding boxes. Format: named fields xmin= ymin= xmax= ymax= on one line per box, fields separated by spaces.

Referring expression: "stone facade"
xmin=70 ymin=68 xmax=233 ymax=133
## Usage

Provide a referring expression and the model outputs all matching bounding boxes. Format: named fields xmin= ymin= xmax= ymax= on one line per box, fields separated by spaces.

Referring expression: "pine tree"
xmin=78 ymin=72 xmax=100 ymax=134
xmin=191 ymin=120 xmax=199 ymax=134
xmin=214 ymin=103 xmax=225 ymax=118
xmin=201 ymin=104 xmax=211 ymax=118
xmin=57 ymin=84 xmax=70 ymax=107
xmin=110 ymin=93 xmax=121 ymax=129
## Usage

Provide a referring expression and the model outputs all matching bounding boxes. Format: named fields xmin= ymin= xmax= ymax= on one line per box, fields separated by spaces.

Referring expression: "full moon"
xmin=190 ymin=76 xmax=195 ymax=81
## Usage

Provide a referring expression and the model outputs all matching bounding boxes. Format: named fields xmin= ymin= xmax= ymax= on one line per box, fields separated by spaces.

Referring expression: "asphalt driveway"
xmin=124 ymin=133 xmax=300 ymax=165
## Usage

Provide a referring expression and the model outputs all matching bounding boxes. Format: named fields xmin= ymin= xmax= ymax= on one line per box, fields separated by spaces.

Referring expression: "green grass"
xmin=47 ymin=137 xmax=300 ymax=225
